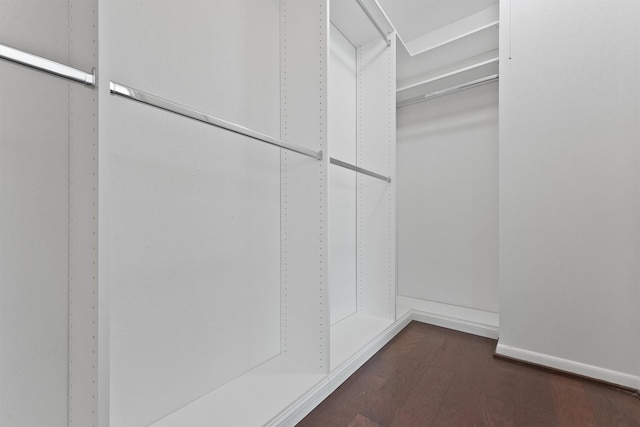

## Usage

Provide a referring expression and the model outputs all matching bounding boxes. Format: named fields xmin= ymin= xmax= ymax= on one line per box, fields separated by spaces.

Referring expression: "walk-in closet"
xmin=393 ymin=1 xmax=500 ymax=335
xmin=2 ymin=0 xmax=639 ymax=426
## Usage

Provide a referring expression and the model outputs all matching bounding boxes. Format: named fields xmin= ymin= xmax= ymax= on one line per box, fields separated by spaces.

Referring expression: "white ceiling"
xmin=376 ymin=0 xmax=498 ymax=44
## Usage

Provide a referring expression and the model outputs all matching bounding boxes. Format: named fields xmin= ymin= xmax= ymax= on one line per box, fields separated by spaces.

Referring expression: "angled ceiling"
xmin=376 ymin=0 xmax=498 ymax=52
xmin=376 ymin=0 xmax=500 ymax=106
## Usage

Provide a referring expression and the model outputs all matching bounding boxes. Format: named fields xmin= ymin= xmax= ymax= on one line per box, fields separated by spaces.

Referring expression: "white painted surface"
xmin=105 ymin=98 xmax=282 ymax=427
xmin=396 ymin=25 xmax=498 ymax=83
xmin=398 ymin=82 xmax=499 ymax=313
xmin=68 ymin=2 xmax=100 ymax=425
xmin=327 ymin=11 xmax=396 ymax=373
xmin=279 ymin=314 xmax=411 ymax=427
xmin=329 ymin=25 xmax=357 ymax=325
xmin=97 ymin=4 xmax=111 ymax=426
xmin=278 ymin=307 xmax=497 ymax=426
xmin=403 ymin=5 xmax=498 ymax=56
xmin=150 ymin=355 xmax=327 ymax=427
xmin=330 ymin=0 xmax=393 ymax=48
xmin=100 ymin=1 xmax=283 ymax=425
xmin=397 ymin=296 xmax=499 ymax=339
xmin=377 ymin=0 xmax=497 ymax=46
xmin=106 ymin=0 xmax=280 ymax=137
xmin=329 ymin=25 xmax=358 ymax=164
xmin=329 ymin=166 xmax=358 ymax=325
xmin=498 ymin=0 xmax=640 ymax=385
xmin=279 ymin=0 xmax=329 ymax=373
xmin=497 ymin=343 xmax=640 ymax=390
xmin=356 ymin=37 xmax=396 ymax=321
xmin=0 ymin=2 xmax=70 ymax=426
xmin=330 ymin=312 xmax=393 ymax=370
xmin=358 ymin=176 xmax=394 ymax=318
xmin=396 ymin=51 xmax=498 ymax=101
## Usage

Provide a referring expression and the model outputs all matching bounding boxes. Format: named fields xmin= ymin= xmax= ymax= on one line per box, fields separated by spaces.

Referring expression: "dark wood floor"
xmin=298 ymin=321 xmax=640 ymax=427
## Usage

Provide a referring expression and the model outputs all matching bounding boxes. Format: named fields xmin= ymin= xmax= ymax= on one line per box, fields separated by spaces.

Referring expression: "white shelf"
xmin=330 ymin=0 xmax=393 ymax=47
xmin=330 ymin=312 xmax=394 ymax=371
xmin=396 ymin=51 xmax=498 ymax=103
xmin=150 ymin=355 xmax=326 ymax=427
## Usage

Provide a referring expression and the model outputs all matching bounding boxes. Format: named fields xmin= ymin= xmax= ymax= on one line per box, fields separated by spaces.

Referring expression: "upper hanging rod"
xmin=0 ymin=43 xmax=95 ymax=87
xmin=330 ymin=157 xmax=391 ymax=183
xmin=397 ymin=74 xmax=499 ymax=108
xmin=355 ymin=0 xmax=391 ymax=47
xmin=109 ymin=82 xmax=323 ymax=160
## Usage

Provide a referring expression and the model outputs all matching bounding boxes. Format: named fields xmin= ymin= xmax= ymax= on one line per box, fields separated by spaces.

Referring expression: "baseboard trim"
xmin=274 ymin=310 xmax=638 ymax=426
xmin=265 ymin=376 xmax=330 ymax=427
xmin=496 ymin=342 xmax=640 ymax=393
xmin=273 ymin=307 xmax=497 ymax=426
xmin=271 ymin=314 xmax=412 ymax=427
xmin=328 ymin=314 xmax=413 ymax=387
xmin=397 ymin=296 xmax=500 ymax=339
xmin=410 ymin=310 xmax=499 ymax=339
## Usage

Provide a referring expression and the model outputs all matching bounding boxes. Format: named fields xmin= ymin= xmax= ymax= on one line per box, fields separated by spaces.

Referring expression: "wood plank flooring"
xmin=297 ymin=321 xmax=640 ymax=427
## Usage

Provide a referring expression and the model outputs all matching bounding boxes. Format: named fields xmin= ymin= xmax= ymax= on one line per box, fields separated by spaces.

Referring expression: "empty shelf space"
xmin=330 ymin=312 xmax=394 ymax=371
xmin=150 ymin=355 xmax=326 ymax=427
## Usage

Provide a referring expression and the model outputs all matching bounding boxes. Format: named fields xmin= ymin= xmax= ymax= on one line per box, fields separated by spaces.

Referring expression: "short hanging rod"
xmin=0 ymin=43 xmax=95 ymax=87
xmin=397 ymin=74 xmax=499 ymax=108
xmin=330 ymin=157 xmax=391 ymax=183
xmin=355 ymin=0 xmax=391 ymax=46
xmin=109 ymin=82 xmax=322 ymax=160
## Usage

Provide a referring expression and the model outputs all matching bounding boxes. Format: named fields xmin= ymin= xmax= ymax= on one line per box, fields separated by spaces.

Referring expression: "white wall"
xmin=329 ymin=24 xmax=358 ymax=325
xmin=100 ymin=1 xmax=283 ymax=425
xmin=498 ymin=0 xmax=640 ymax=389
xmin=357 ymin=36 xmax=396 ymax=319
xmin=397 ymin=82 xmax=499 ymax=313
xmin=0 ymin=2 xmax=70 ymax=425
xmin=2 ymin=2 xmax=99 ymax=425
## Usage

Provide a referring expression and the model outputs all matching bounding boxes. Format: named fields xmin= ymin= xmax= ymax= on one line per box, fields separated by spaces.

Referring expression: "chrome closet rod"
xmin=330 ymin=157 xmax=391 ymax=183
xmin=355 ymin=0 xmax=391 ymax=46
xmin=109 ymin=82 xmax=322 ymax=160
xmin=397 ymin=74 xmax=499 ymax=108
xmin=0 ymin=43 xmax=95 ymax=87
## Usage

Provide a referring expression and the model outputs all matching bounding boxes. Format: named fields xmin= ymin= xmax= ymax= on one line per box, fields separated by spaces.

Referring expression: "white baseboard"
xmin=265 ymin=376 xmax=330 ymax=427
xmin=397 ymin=296 xmax=500 ymax=339
xmin=328 ymin=314 xmax=413 ymax=386
xmin=271 ymin=315 xmax=412 ymax=427
xmin=274 ymin=302 xmax=638 ymax=426
xmin=274 ymin=303 xmax=498 ymax=426
xmin=496 ymin=342 xmax=640 ymax=392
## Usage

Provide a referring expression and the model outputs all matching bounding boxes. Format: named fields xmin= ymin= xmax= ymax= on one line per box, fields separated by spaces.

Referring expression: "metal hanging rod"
xmin=355 ymin=0 xmax=391 ymax=47
xmin=109 ymin=82 xmax=323 ymax=160
xmin=397 ymin=74 xmax=499 ymax=108
xmin=330 ymin=157 xmax=391 ymax=183
xmin=0 ymin=43 xmax=95 ymax=87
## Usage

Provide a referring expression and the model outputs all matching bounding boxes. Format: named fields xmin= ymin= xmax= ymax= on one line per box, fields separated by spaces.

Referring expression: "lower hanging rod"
xmin=109 ymin=82 xmax=323 ymax=160
xmin=397 ymin=74 xmax=499 ymax=108
xmin=0 ymin=43 xmax=95 ymax=87
xmin=330 ymin=157 xmax=391 ymax=183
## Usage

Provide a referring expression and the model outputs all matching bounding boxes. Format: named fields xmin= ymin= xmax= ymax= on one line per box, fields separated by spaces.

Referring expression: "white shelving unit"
xmin=328 ymin=0 xmax=397 ymax=375
xmin=394 ymin=1 xmax=501 ymax=338
xmin=2 ymin=1 xmax=398 ymax=426
xmin=394 ymin=4 xmax=499 ymax=108
xmin=396 ymin=51 xmax=498 ymax=104
xmin=99 ymin=1 xmax=329 ymax=426
xmin=0 ymin=1 xmax=99 ymax=426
